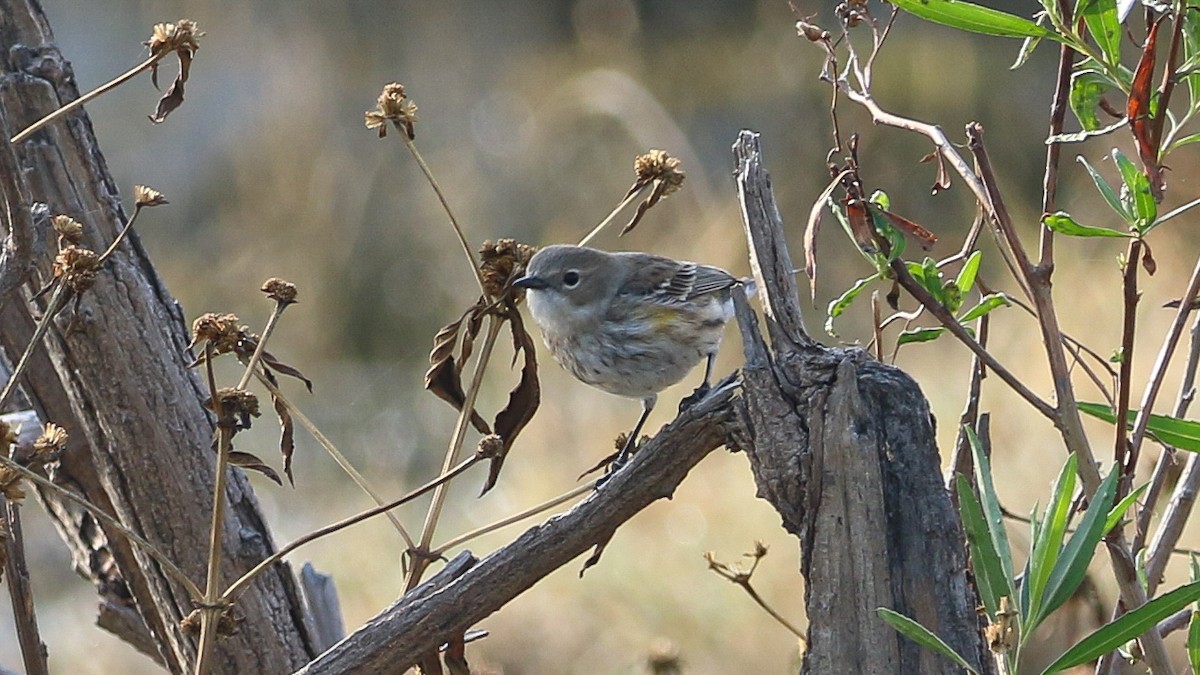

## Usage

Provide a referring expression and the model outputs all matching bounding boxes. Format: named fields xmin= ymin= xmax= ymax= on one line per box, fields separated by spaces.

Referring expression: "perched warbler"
xmin=513 ymin=244 xmax=744 ymax=473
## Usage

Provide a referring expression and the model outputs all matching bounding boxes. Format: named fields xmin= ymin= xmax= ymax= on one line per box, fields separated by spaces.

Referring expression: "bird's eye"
xmin=562 ymin=270 xmax=581 ymax=288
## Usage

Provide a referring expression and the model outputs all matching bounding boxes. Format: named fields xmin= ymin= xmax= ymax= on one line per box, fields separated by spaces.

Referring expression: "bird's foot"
xmin=679 ymin=381 xmax=711 ymax=413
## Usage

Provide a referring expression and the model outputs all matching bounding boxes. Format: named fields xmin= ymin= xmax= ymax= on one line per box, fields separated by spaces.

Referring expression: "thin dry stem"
xmin=0 ymin=282 xmax=69 ymax=410
xmin=235 ymin=302 xmax=285 ymax=391
xmin=96 ymin=207 xmax=142 ymax=266
xmin=221 ymin=452 xmax=481 ymax=603
xmin=4 ymin=500 xmax=49 ymax=675
xmin=11 ymin=53 xmax=167 ymax=144
xmin=0 ymin=453 xmax=202 ymax=599
xmin=401 ymin=137 xmax=487 ymax=298
xmin=577 ymin=184 xmax=648 ymax=247
xmin=405 ymin=315 xmax=504 ymax=591
xmin=433 ymin=481 xmax=595 ymax=555
xmin=195 ymin=343 xmax=231 ymax=675
xmin=252 ymin=370 xmax=415 ymax=549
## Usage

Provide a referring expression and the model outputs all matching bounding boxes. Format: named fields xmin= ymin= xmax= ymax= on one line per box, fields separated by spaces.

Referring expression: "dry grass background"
xmin=4 ymin=0 xmax=1200 ymax=672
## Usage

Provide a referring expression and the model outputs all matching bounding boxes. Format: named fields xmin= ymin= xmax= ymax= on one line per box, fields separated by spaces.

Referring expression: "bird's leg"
xmin=597 ymin=395 xmax=656 ymax=487
xmin=679 ymin=352 xmax=715 ymax=412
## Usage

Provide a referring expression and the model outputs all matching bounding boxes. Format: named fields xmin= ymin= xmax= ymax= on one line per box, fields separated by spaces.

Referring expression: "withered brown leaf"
xmin=479 ymin=304 xmax=540 ymax=495
xmin=229 ymin=451 xmax=283 ymax=486
xmin=1128 ymin=16 xmax=1166 ymax=199
xmin=877 ymin=208 xmax=937 ymax=250
xmin=425 ymin=302 xmax=491 ymax=435
xmin=149 ymin=44 xmax=193 ymax=124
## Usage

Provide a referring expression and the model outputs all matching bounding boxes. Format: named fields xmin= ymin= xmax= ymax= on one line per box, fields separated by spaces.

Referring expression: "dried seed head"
xmin=134 ymin=184 xmax=169 ymax=208
xmin=52 ymin=215 xmax=85 ymax=245
xmin=0 ymin=465 xmax=25 ymax=501
xmin=476 ymin=434 xmax=504 ymax=459
xmin=752 ymin=541 xmax=769 ymax=559
xmin=365 ymin=82 xmax=418 ymax=139
xmin=634 ymin=150 xmax=685 ymax=197
xmin=796 ymin=20 xmax=830 ymax=42
xmin=190 ymin=312 xmax=248 ymax=355
xmin=53 ymin=245 xmax=101 ymax=293
xmin=146 ymin=19 xmax=204 ymax=56
xmin=0 ymin=420 xmax=16 ymax=453
xmin=180 ymin=604 xmax=240 ymax=637
xmin=206 ymin=386 xmax=262 ymax=427
xmin=261 ymin=277 xmax=298 ymax=305
xmin=33 ymin=423 xmax=68 ymax=460
xmin=478 ymin=239 xmax=537 ymax=299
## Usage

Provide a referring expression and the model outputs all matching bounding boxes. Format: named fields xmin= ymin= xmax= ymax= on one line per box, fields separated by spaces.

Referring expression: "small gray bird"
xmin=513 ymin=244 xmax=743 ymax=474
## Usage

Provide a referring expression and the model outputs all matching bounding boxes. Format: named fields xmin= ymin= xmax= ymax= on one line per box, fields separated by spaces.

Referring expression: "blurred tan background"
xmin=5 ymin=0 xmax=1200 ymax=672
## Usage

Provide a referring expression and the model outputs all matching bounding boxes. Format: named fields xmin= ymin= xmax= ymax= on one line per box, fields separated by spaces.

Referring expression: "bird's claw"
xmin=679 ymin=381 xmax=711 ymax=412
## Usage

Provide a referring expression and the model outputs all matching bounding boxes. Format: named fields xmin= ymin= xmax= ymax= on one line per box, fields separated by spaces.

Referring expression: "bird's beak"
xmin=513 ymin=274 xmax=549 ymax=291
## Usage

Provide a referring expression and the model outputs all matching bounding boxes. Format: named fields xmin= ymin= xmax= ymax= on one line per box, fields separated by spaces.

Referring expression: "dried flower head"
xmin=476 ymin=434 xmax=504 ymax=460
xmin=146 ymin=19 xmax=204 ymax=56
xmin=633 ymin=150 xmax=685 ymax=196
xmin=365 ymin=82 xmax=418 ymax=140
xmin=205 ymin=388 xmax=261 ymax=427
xmin=479 ymin=239 xmax=537 ymax=299
xmin=0 ymin=420 xmax=16 ymax=453
xmin=796 ymin=20 xmax=830 ymax=42
xmin=33 ymin=423 xmax=68 ymax=460
xmin=618 ymin=150 xmax=686 ymax=237
xmin=53 ymin=245 xmax=101 ymax=293
xmin=261 ymin=278 xmax=298 ymax=305
xmin=0 ymin=465 xmax=25 ymax=501
xmin=134 ymin=185 xmax=169 ymax=208
xmin=52 ymin=215 xmax=85 ymax=245
xmin=190 ymin=313 xmax=244 ymax=354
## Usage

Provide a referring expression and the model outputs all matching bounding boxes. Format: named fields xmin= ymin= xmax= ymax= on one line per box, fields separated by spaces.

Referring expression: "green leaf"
xmin=890 ymin=0 xmax=1055 ymax=39
xmin=1077 ymin=402 xmax=1200 ymax=453
xmin=1012 ymin=32 xmax=1044 ymax=69
xmin=957 ymin=475 xmax=1010 ymax=617
xmin=1046 ymin=117 xmax=1127 ymax=144
xmin=1069 ymin=70 xmax=1114 ymax=131
xmin=1112 ymin=148 xmax=1157 ymax=230
xmin=1025 ymin=455 xmax=1078 ymax=633
xmin=825 ymin=272 xmax=884 ymax=337
xmin=1078 ymin=0 xmax=1121 ymax=65
xmin=955 ymin=251 xmax=982 ymax=296
xmin=1188 ymin=611 xmax=1200 ymax=675
xmin=1036 ymin=466 xmax=1120 ymax=627
xmin=1077 ymin=155 xmax=1133 ymax=223
xmin=968 ymin=427 xmax=1016 ymax=590
xmin=1041 ymin=580 xmax=1200 ymax=674
xmin=898 ymin=327 xmax=947 ymax=345
xmin=958 ymin=293 xmax=1011 ymax=322
xmin=1104 ymin=482 xmax=1147 ymax=535
xmin=1042 ymin=212 xmax=1131 ymax=238
xmin=877 ymin=608 xmax=981 ymax=674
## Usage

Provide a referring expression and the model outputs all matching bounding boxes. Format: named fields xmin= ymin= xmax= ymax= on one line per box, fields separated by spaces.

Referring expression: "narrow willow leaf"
xmin=1042 ymin=212 xmax=1131 ymax=238
xmin=1079 ymin=0 xmax=1121 ymax=65
xmin=1189 ymin=611 xmax=1200 ymax=675
xmin=1037 ymin=467 xmax=1119 ymax=626
xmin=1069 ymin=70 xmax=1113 ymax=131
xmin=1078 ymin=402 xmax=1200 ymax=453
xmin=1112 ymin=148 xmax=1157 ymax=229
xmin=1041 ymin=580 xmax=1200 ymax=674
xmin=890 ymin=0 xmax=1055 ymax=39
xmin=824 ymin=272 xmax=883 ymax=337
xmin=1077 ymin=155 xmax=1133 ymax=222
xmin=1104 ymin=482 xmax=1147 ymax=534
xmin=955 ymin=251 xmax=983 ymax=296
xmin=1026 ymin=455 xmax=1078 ymax=632
xmin=898 ymin=327 xmax=947 ymax=345
xmin=957 ymin=475 xmax=1009 ymax=617
xmin=958 ymin=294 xmax=1011 ymax=322
xmin=968 ymin=427 xmax=1016 ymax=589
xmin=877 ymin=608 xmax=981 ymax=674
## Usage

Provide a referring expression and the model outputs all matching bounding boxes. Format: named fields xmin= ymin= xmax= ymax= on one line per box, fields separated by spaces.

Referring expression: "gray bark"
xmin=731 ymin=130 xmax=988 ymax=674
xmin=0 ymin=1 xmax=317 ymax=671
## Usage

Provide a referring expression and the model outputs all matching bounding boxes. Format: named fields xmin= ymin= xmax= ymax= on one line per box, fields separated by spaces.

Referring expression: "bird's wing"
xmin=615 ymin=253 xmax=738 ymax=303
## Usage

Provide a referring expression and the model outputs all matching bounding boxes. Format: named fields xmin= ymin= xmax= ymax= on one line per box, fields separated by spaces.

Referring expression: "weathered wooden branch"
xmin=300 ymin=563 xmax=346 ymax=653
xmin=730 ymin=130 xmax=988 ymax=674
xmin=0 ymin=2 xmax=317 ymax=671
xmin=296 ymin=384 xmax=741 ymax=674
